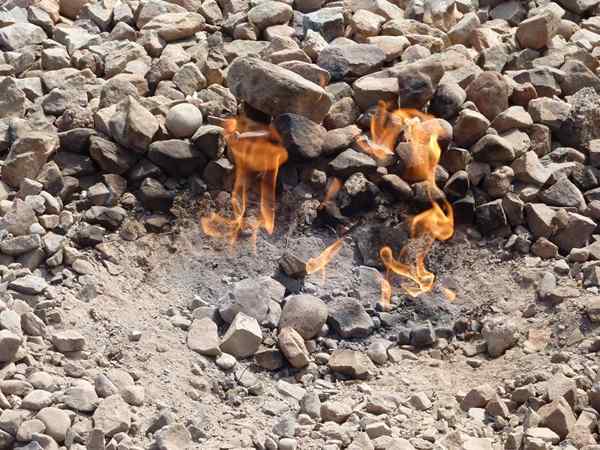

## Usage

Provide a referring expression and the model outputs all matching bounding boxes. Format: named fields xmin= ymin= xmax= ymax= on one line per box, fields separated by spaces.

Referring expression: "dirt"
xmin=46 ymin=190 xmax=599 ymax=449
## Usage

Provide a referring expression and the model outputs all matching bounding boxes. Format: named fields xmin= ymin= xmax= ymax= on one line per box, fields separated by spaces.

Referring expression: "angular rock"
xmin=278 ymin=327 xmax=309 ymax=368
xmin=273 ymin=114 xmax=326 ymax=160
xmin=328 ymin=297 xmax=374 ymax=338
xmin=227 ymin=57 xmax=331 ymax=123
xmin=187 ymin=318 xmax=220 ymax=356
xmin=220 ymin=312 xmax=262 ymax=358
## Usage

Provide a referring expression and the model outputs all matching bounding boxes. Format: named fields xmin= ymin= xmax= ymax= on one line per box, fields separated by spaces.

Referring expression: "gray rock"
xmin=227 ymin=57 xmax=332 ymax=123
xmin=93 ymin=395 xmax=131 ymax=437
xmin=317 ymin=44 xmax=386 ymax=80
xmin=482 ymin=317 xmax=518 ymax=358
xmin=278 ymin=327 xmax=310 ymax=368
xmin=466 ymin=72 xmax=510 ymax=120
xmin=9 ymin=275 xmax=47 ymax=295
xmin=219 ymin=276 xmax=285 ymax=324
xmin=109 ymin=96 xmax=159 ymax=154
xmin=220 ymin=312 xmax=262 ymax=358
xmin=248 ymin=1 xmax=292 ymax=31
xmin=472 ymin=135 xmax=515 ymax=163
xmin=328 ymin=297 xmax=374 ymax=338
xmin=141 ymin=12 xmax=205 ymax=42
xmin=187 ymin=318 xmax=220 ymax=356
xmin=328 ymin=349 xmax=373 ymax=379
xmin=148 ymin=140 xmax=207 ymax=177
xmin=0 ymin=330 xmax=21 ymax=362
xmin=273 ymin=113 xmax=326 ymax=160
xmin=0 ymin=23 xmax=46 ymax=50
xmin=3 ymin=131 xmax=59 ymax=188
xmin=166 ymin=103 xmax=203 ymax=138
xmin=279 ymin=294 xmax=328 ymax=339
xmin=155 ymin=423 xmax=192 ymax=450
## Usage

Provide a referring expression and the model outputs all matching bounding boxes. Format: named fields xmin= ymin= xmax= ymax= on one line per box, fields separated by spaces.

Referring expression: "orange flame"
xmin=323 ymin=178 xmax=342 ymax=206
xmin=201 ymin=117 xmax=288 ymax=245
xmin=360 ymin=104 xmax=454 ymax=299
xmin=306 ymin=239 xmax=343 ymax=275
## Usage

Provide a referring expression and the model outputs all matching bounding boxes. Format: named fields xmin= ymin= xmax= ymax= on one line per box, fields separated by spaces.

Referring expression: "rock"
xmin=173 ymin=62 xmax=207 ymax=96
xmin=528 ymin=97 xmax=571 ymax=132
xmin=187 ymin=318 xmax=220 ymax=356
xmin=273 ymin=113 xmax=326 ymax=160
xmin=215 ymin=353 xmax=237 ymax=370
xmin=539 ymin=176 xmax=585 ymax=208
xmin=329 ymin=148 xmax=377 ymax=178
xmin=0 ymin=77 xmax=26 ymax=118
xmin=0 ymin=235 xmax=42 ymax=256
xmin=93 ymin=395 xmax=131 ymax=437
xmin=227 ymin=57 xmax=332 ymax=123
xmin=62 ymin=381 xmax=99 ymax=412
xmin=476 ymin=199 xmax=508 ymax=234
xmin=453 ymin=109 xmax=490 ymax=147
xmin=220 ymin=276 xmax=285 ymax=324
xmin=248 ymin=1 xmax=292 ymax=31
xmin=148 ymin=140 xmax=207 ymax=177
xmin=472 ymin=135 xmax=515 ymax=164
xmin=142 ymin=12 xmax=205 ymax=42
xmin=559 ymin=88 xmax=600 ymax=148
xmin=328 ymin=297 xmax=374 ymax=338
xmin=166 ymin=103 xmax=203 ymax=138
xmin=448 ymin=12 xmax=480 ymax=46
xmin=552 ymin=212 xmax=595 ymax=253
xmin=0 ymin=23 xmax=46 ymax=50
xmin=321 ymin=400 xmax=352 ymax=423
xmin=154 ymin=423 xmax=192 ymax=450
xmin=0 ymin=330 xmax=21 ymax=362
xmin=462 ymin=384 xmax=496 ymax=409
xmin=220 ymin=312 xmax=262 ymax=358
xmin=482 ymin=317 xmax=517 ymax=358
xmin=279 ymin=294 xmax=328 ymax=339
xmin=138 ymin=178 xmax=174 ymax=212
xmin=9 ymin=275 xmax=47 ymax=295
xmin=409 ymin=392 xmax=432 ymax=411
xmin=52 ymin=330 xmax=86 ymax=353
xmin=89 ymin=136 xmax=137 ymax=175
xmin=3 ymin=132 xmax=59 ymax=188
xmin=538 ymin=397 xmax=577 ymax=440
xmin=303 ymin=8 xmax=345 ymax=42
xmin=466 ymin=72 xmax=510 ymax=120
xmin=410 ymin=322 xmax=436 ymax=348
xmin=278 ymin=327 xmax=309 ymax=368
xmin=328 ymin=349 xmax=373 ymax=379
xmin=36 ymin=408 xmax=70 ymax=444
xmin=317 ymin=44 xmax=386 ymax=80
xmin=517 ymin=11 xmax=561 ymax=50
xmin=109 ymin=96 xmax=159 ymax=154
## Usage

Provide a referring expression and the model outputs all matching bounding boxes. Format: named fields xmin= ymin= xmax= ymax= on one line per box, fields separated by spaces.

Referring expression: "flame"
xmin=359 ymin=104 xmax=454 ymax=298
xmin=323 ymin=178 xmax=341 ymax=206
xmin=442 ymin=287 xmax=456 ymax=302
xmin=306 ymin=239 xmax=343 ymax=276
xmin=201 ymin=117 xmax=288 ymax=245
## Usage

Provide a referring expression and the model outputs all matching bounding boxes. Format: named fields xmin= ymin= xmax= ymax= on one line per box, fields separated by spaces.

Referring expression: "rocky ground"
xmin=1 ymin=0 xmax=600 ymax=449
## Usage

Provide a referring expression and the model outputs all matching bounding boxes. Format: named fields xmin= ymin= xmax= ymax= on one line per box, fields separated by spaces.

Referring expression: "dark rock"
xmin=273 ymin=114 xmax=326 ymax=160
xmin=138 ymin=178 xmax=174 ymax=212
xmin=328 ymin=297 xmax=374 ymax=338
xmin=147 ymin=140 xmax=207 ymax=177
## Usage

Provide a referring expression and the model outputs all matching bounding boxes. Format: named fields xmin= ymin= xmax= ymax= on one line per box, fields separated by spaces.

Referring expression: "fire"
xmin=361 ymin=103 xmax=455 ymax=299
xmin=306 ymin=239 xmax=343 ymax=275
xmin=201 ymin=117 xmax=288 ymax=245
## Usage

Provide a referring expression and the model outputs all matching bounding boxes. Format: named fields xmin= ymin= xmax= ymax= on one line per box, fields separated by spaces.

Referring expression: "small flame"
xmin=323 ymin=178 xmax=342 ymax=206
xmin=380 ymin=275 xmax=392 ymax=307
xmin=306 ymin=239 xmax=343 ymax=275
xmin=201 ymin=117 xmax=288 ymax=246
xmin=442 ymin=287 xmax=456 ymax=302
xmin=360 ymin=104 xmax=454 ymax=299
